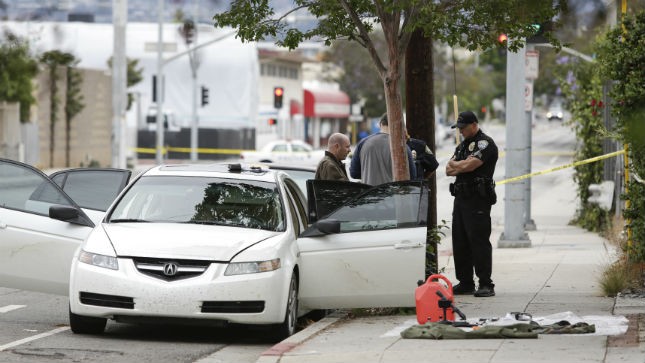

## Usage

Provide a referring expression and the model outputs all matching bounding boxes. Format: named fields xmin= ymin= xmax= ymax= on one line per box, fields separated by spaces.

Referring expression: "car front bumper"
xmin=69 ymin=257 xmax=290 ymax=325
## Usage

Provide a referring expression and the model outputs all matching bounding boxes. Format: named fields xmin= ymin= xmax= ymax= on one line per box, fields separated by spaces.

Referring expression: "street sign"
xmin=525 ymin=50 xmax=539 ymax=80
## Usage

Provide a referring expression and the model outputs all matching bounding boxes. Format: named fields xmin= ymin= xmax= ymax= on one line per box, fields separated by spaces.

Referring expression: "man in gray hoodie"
xmin=350 ymin=113 xmax=416 ymax=185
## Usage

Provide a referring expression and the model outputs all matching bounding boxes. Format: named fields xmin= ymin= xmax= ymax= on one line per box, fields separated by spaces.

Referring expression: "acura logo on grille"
xmin=163 ymin=263 xmax=178 ymax=276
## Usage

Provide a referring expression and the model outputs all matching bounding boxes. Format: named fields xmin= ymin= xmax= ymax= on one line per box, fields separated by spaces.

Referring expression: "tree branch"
xmin=339 ymin=0 xmax=386 ymax=77
xmin=398 ymin=3 xmax=420 ymax=55
xmin=273 ymin=3 xmax=314 ymax=24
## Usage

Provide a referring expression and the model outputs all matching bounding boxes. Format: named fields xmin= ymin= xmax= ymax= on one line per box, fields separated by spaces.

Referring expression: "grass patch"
xmin=600 ymin=260 xmax=640 ymax=297
xmin=599 ymin=215 xmax=644 ymax=296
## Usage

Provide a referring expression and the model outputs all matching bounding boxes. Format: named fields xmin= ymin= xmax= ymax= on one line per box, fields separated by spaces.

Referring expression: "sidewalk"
xmin=255 ymin=220 xmax=645 ymax=363
xmin=248 ymin=122 xmax=644 ymax=363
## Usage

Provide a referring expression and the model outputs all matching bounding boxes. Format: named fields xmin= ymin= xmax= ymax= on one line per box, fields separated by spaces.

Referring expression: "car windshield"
xmin=108 ymin=176 xmax=285 ymax=231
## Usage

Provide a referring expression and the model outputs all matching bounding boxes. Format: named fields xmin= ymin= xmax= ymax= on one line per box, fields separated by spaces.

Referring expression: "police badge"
xmin=468 ymin=142 xmax=475 ymax=151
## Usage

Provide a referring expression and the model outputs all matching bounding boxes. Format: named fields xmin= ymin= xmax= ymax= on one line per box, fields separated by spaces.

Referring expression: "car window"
xmin=324 ymin=182 xmax=425 ymax=233
xmin=108 ymin=176 xmax=285 ymax=231
xmin=0 ymin=159 xmax=73 ymax=216
xmin=291 ymin=144 xmax=310 ymax=152
xmin=272 ymin=144 xmax=288 ymax=152
xmin=50 ymin=169 xmax=130 ymax=211
xmin=306 ymin=180 xmax=372 ymax=222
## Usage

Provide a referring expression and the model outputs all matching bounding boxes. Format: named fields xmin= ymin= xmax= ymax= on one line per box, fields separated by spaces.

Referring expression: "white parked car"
xmin=240 ymin=140 xmax=325 ymax=166
xmin=0 ymin=158 xmax=428 ymax=339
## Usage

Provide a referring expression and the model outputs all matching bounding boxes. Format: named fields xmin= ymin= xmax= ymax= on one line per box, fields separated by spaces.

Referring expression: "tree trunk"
xmin=406 ymin=29 xmax=438 ymax=275
xmin=384 ymin=76 xmax=410 ymax=182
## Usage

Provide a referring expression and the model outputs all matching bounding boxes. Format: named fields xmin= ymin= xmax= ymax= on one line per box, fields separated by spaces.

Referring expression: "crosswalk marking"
xmin=0 ymin=305 xmax=26 ymax=313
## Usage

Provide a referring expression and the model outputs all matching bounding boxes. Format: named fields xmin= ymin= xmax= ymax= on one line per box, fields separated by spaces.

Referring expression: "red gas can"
xmin=415 ymin=274 xmax=455 ymax=324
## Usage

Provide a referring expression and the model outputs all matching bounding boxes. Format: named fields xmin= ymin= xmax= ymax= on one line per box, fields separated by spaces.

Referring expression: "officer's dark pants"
xmin=452 ymin=194 xmax=493 ymax=287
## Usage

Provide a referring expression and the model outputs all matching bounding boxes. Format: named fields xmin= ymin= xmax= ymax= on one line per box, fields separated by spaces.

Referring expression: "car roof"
xmin=141 ymin=163 xmax=279 ymax=183
xmin=267 ymin=164 xmax=317 ymax=172
xmin=266 ymin=139 xmax=312 ymax=147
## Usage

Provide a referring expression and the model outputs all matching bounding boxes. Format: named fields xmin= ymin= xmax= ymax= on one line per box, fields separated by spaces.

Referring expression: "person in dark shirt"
xmin=315 ymin=133 xmax=351 ymax=181
xmin=445 ymin=111 xmax=498 ymax=297
xmin=406 ymin=133 xmax=439 ymax=179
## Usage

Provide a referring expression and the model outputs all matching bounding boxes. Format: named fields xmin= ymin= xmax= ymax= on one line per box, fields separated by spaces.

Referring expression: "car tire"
xmin=69 ymin=306 xmax=107 ymax=334
xmin=273 ymin=272 xmax=298 ymax=340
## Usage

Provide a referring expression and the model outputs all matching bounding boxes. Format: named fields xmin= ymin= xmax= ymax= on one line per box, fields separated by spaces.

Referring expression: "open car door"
xmin=298 ymin=180 xmax=429 ymax=309
xmin=0 ymin=159 xmax=128 ymax=296
xmin=306 ymin=179 xmax=371 ymax=222
xmin=50 ymin=168 xmax=131 ymax=224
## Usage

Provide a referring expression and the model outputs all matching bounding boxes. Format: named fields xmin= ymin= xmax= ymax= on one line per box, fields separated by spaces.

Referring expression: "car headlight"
xmin=79 ymin=250 xmax=119 ymax=270
xmin=224 ymin=258 xmax=281 ymax=276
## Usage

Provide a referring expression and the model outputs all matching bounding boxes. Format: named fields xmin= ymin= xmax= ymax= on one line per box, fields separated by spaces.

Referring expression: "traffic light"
xmin=152 ymin=75 xmax=157 ymax=102
xmin=273 ymin=87 xmax=284 ymax=109
xmin=268 ymin=118 xmax=277 ymax=126
xmin=527 ymin=21 xmax=552 ymax=44
xmin=181 ymin=19 xmax=196 ymax=45
xmin=497 ymin=33 xmax=508 ymax=44
xmin=201 ymin=86 xmax=209 ymax=107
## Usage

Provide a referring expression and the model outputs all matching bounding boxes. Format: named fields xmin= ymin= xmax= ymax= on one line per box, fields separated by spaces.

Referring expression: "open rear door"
xmin=0 ymin=159 xmax=97 ymax=295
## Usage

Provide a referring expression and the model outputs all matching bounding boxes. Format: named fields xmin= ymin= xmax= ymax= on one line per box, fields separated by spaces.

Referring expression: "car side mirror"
xmin=300 ymin=218 xmax=340 ymax=237
xmin=317 ymin=219 xmax=340 ymax=234
xmin=49 ymin=205 xmax=94 ymax=227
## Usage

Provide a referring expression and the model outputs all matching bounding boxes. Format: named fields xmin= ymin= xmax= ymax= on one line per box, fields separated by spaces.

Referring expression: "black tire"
xmin=69 ymin=307 xmax=107 ymax=334
xmin=273 ymin=273 xmax=298 ymax=340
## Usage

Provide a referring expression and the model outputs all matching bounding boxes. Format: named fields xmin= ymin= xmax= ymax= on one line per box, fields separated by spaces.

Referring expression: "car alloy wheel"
xmin=274 ymin=272 xmax=298 ymax=340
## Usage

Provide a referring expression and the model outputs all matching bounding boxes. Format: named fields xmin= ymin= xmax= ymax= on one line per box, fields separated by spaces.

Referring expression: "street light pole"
xmin=499 ymin=40 xmax=531 ymax=248
xmin=112 ymin=0 xmax=127 ymax=169
xmin=155 ymin=0 xmax=164 ymax=165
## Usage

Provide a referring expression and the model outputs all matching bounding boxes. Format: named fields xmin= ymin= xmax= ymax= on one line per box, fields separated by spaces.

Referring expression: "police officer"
xmin=445 ymin=111 xmax=498 ymax=297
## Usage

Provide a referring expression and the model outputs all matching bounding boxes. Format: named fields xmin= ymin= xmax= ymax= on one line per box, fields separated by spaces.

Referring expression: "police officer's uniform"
xmin=450 ymin=122 xmax=498 ymax=295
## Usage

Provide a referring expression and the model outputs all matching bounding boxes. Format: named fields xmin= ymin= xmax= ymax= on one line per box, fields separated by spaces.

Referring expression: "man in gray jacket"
xmin=350 ymin=114 xmax=416 ymax=185
xmin=315 ymin=133 xmax=351 ymax=181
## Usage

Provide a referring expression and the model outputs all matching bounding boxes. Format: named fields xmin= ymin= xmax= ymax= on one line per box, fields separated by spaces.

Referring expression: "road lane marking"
xmin=0 ymin=305 xmax=25 ymax=313
xmin=0 ymin=327 xmax=69 ymax=352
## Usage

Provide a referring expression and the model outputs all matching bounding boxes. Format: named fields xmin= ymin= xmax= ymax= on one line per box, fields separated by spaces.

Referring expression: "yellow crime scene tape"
xmin=496 ymin=149 xmax=626 ymax=185
xmin=133 ymin=147 xmax=252 ymax=155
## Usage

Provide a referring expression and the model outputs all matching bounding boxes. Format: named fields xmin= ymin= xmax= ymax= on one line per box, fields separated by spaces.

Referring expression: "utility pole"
xmin=405 ymin=29 xmax=437 ymax=274
xmin=524 ymin=43 xmax=537 ymax=231
xmin=499 ymin=40 xmax=531 ymax=248
xmin=111 ymin=0 xmax=127 ymax=169
xmin=155 ymin=0 xmax=164 ymax=165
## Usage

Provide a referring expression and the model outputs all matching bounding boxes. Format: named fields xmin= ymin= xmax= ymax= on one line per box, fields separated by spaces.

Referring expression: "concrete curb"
xmin=255 ymin=310 xmax=348 ymax=363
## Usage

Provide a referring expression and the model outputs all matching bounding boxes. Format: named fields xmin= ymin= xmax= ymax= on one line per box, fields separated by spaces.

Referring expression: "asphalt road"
xmin=0 ymin=288 xmax=280 ymax=363
xmin=0 ymin=118 xmax=576 ymax=363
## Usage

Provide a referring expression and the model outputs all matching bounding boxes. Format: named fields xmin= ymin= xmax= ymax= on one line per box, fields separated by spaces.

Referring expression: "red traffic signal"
xmin=268 ymin=118 xmax=278 ymax=126
xmin=497 ymin=33 xmax=508 ymax=44
xmin=273 ymin=87 xmax=284 ymax=108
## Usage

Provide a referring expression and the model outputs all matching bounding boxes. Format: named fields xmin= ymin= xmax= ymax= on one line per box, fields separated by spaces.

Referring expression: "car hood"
xmin=103 ymin=223 xmax=280 ymax=261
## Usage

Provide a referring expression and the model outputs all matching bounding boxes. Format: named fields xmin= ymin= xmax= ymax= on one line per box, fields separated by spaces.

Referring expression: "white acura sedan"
xmin=0 ymin=159 xmax=428 ymax=339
